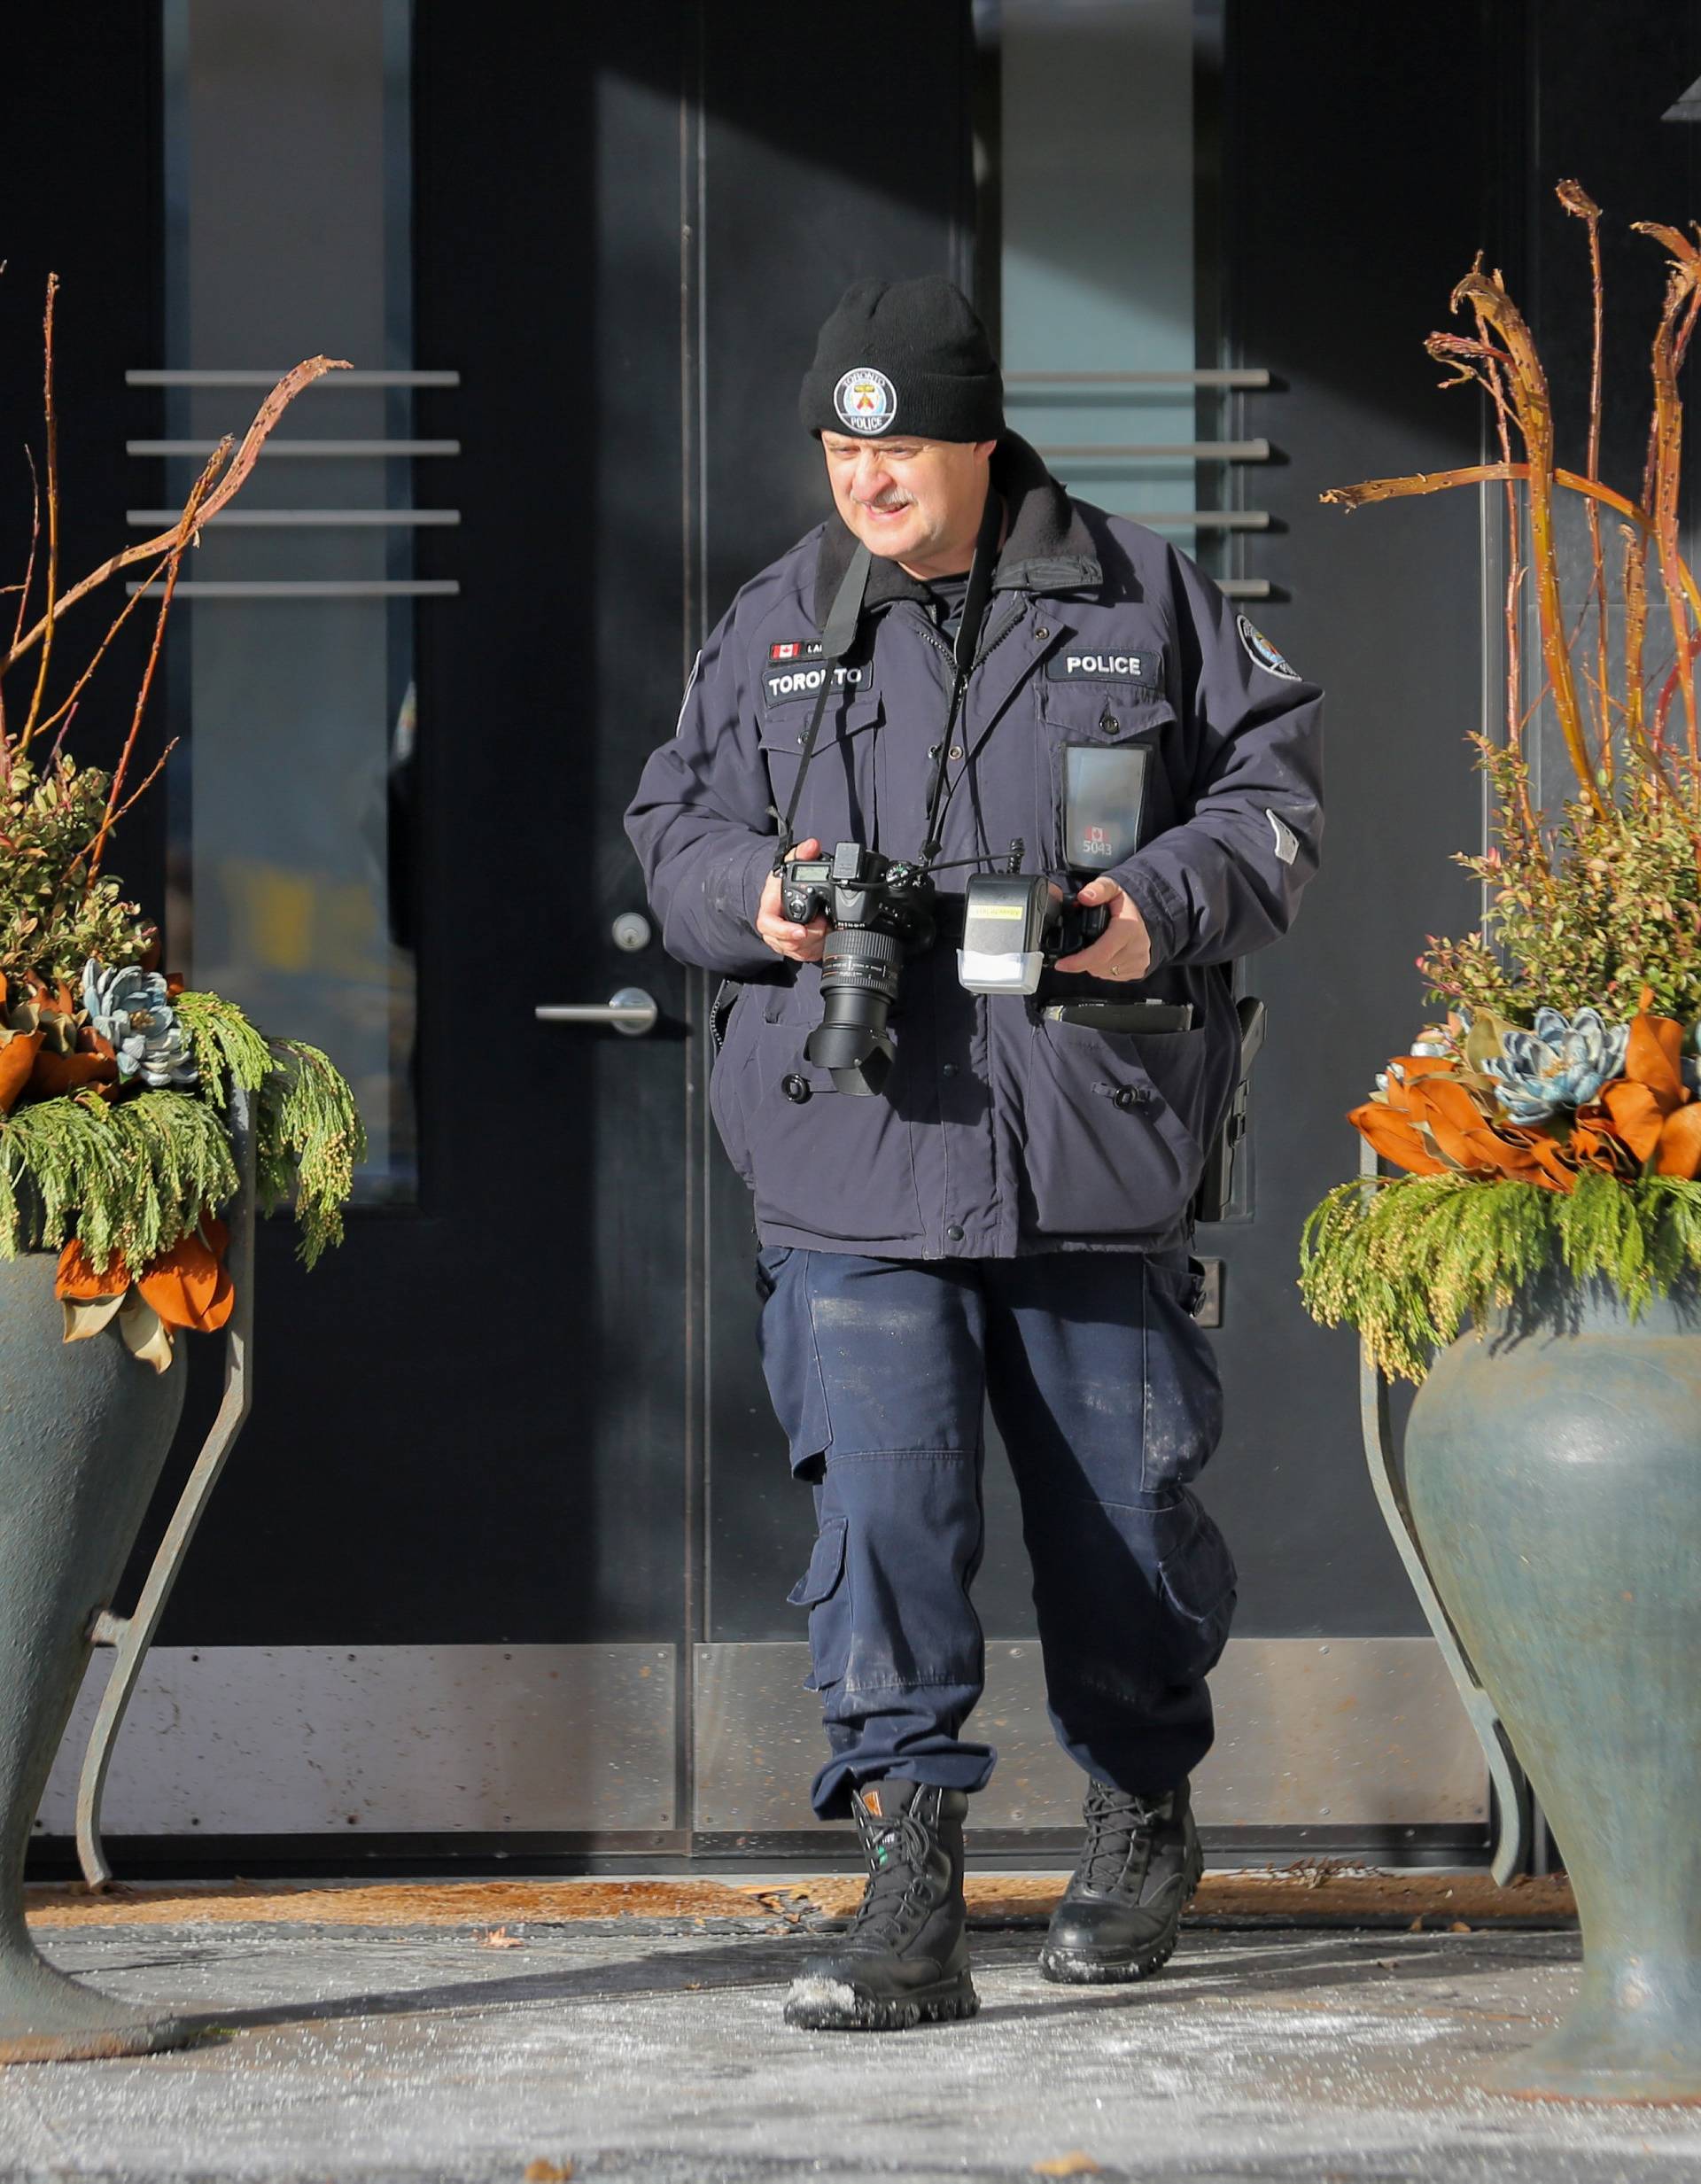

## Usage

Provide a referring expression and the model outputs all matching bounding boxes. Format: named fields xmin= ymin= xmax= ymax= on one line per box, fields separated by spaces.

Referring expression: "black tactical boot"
xmin=1038 ymin=1777 xmax=1204 ymax=1985
xmin=784 ymin=1779 xmax=978 ymax=2032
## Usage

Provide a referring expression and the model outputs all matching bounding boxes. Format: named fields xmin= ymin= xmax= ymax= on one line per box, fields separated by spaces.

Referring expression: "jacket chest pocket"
xmin=760 ymin=692 xmax=883 ymax=852
xmin=1038 ymin=682 xmax=1179 ymax=869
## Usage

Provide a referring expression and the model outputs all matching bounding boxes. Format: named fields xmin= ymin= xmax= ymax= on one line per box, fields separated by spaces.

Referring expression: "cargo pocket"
xmin=1154 ymin=1494 xmax=1238 ymax=1681
xmin=740 ymin=1012 xmax=926 ymax=1245
xmin=1024 ymin=1020 xmax=1211 ymax=1237
xmin=788 ymin=1515 xmax=850 ymax=1692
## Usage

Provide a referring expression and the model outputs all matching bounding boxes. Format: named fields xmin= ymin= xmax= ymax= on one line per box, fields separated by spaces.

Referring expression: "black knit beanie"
xmin=800 ymin=276 xmax=1005 ymax=443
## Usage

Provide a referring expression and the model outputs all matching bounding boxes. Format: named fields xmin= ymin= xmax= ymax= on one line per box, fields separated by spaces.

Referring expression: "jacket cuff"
xmin=1108 ymin=856 xmax=1187 ymax=975
xmin=699 ymin=835 xmax=779 ymax=942
xmin=736 ymin=836 xmax=780 ymax=929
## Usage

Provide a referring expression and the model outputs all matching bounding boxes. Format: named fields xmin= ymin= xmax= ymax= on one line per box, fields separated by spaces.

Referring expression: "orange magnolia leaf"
xmin=55 ymin=1237 xmax=131 ymax=1300
xmin=28 ymin=1048 xmax=120 ymax=1098
xmin=1518 ymin=1132 xmax=1581 ymax=1193
xmin=1570 ymin=1114 xmax=1640 ymax=1179
xmin=1601 ymin=1079 xmax=1666 ymax=1164
xmin=1348 ymin=1101 xmax=1449 ymax=1176
xmin=1406 ymin=1077 xmax=1550 ymax=1181
xmin=1623 ymin=1012 xmax=1686 ymax=1110
xmin=0 ymin=1030 xmax=43 ymax=1113
xmin=1657 ymin=1102 xmax=1701 ymax=1178
xmin=137 ymin=1227 xmax=235 ymax=1333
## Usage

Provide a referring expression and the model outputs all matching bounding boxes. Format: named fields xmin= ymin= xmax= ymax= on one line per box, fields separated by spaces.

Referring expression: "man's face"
xmin=820 ymin=432 xmax=997 ymax=577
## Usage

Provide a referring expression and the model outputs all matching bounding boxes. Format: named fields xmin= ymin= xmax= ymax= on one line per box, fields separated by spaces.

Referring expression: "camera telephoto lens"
xmin=805 ymin=927 xmax=905 ymax=1094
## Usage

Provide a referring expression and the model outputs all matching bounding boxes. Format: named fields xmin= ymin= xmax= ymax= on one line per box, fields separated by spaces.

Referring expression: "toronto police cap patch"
xmin=1237 ymin=613 xmax=1302 ymax=682
xmin=834 ymin=367 xmax=897 ymax=436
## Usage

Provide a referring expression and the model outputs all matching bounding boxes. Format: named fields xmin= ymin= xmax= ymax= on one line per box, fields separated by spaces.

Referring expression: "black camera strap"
xmin=773 ymin=540 xmax=872 ymax=874
xmin=772 ymin=480 xmax=1002 ymax=875
xmin=920 ymin=483 xmax=1002 ymax=863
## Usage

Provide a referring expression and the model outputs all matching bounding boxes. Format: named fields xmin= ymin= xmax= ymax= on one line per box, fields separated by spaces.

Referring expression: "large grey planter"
xmin=0 ymin=1253 xmax=195 ymax=2062
xmin=1405 ymin=1276 xmax=1701 ymax=2102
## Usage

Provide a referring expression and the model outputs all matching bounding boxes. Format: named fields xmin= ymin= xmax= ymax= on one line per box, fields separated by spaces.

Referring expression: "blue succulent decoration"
xmin=81 ymin=960 xmax=199 ymax=1089
xmin=1479 ymin=1007 xmax=1627 ymax=1123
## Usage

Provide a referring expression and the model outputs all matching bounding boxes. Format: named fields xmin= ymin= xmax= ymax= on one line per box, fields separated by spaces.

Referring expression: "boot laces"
xmin=848 ymin=1804 xmax=935 ymax=1940
xmin=1075 ymin=1782 xmax=1168 ymax=1897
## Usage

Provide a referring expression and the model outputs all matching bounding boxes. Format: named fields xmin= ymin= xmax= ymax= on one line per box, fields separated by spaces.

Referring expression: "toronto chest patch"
xmin=762 ymin=652 xmax=874 ymax=707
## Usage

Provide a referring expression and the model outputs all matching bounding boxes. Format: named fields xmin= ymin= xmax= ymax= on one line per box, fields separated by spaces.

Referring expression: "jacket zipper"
xmin=911 ymin=596 xmax=1028 ymax=676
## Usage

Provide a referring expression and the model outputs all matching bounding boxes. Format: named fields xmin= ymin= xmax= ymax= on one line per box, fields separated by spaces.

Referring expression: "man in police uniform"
xmin=626 ymin=277 xmax=1322 ymax=2032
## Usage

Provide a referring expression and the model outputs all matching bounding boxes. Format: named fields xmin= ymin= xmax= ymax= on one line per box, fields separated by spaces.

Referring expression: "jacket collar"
xmin=811 ymin=431 xmax=1102 ymax=632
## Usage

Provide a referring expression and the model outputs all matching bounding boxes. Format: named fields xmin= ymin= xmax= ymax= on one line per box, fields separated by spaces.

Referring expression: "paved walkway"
xmin=3 ymin=1907 xmax=1701 ymax=2181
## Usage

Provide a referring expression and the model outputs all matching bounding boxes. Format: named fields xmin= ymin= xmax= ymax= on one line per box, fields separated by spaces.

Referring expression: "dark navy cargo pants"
xmin=756 ymin=1246 xmax=1237 ymax=1821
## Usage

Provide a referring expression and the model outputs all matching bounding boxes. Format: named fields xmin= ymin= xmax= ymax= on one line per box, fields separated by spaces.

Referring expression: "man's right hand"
xmin=757 ymin=838 xmax=829 ymax=963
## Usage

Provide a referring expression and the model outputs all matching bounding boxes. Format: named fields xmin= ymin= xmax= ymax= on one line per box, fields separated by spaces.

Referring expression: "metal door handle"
xmin=534 ymin=986 xmax=657 ymax=1037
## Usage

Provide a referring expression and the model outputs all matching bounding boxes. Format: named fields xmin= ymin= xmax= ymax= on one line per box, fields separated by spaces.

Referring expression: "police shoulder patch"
xmin=674 ymin=649 xmax=702 ymax=736
xmin=1237 ymin=614 xmax=1302 ymax=682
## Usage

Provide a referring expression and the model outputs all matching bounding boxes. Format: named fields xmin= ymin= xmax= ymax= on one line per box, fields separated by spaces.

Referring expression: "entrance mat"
xmin=23 ymin=1867 xmax=1576 ymax=1930
xmin=752 ymin=1868 xmax=1575 ymax=1928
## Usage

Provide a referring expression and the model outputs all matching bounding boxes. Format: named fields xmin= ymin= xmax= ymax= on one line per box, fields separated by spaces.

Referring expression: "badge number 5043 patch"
xmin=1237 ymin=614 xmax=1302 ymax=682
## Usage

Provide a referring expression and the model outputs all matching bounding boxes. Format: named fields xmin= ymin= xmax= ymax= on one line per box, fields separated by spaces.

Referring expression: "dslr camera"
xmin=781 ymin=841 xmax=936 ymax=1095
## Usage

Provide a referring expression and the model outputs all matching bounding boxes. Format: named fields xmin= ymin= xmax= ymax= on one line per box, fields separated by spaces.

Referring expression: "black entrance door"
xmin=13 ymin=0 xmax=975 ymax=1869
xmin=26 ymin=2 xmax=704 ymax=1864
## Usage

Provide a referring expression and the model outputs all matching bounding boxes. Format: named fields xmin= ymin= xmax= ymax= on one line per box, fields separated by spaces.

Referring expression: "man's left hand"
xmin=1052 ymin=874 xmax=1153 ymax=981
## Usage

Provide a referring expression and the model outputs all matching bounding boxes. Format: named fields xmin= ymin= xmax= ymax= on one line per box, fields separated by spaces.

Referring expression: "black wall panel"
xmin=1195 ymin=0 xmax=1497 ymax=1635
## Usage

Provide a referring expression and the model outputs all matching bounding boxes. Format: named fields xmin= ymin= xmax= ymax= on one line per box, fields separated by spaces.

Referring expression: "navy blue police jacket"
xmin=625 ymin=434 xmax=1323 ymax=1259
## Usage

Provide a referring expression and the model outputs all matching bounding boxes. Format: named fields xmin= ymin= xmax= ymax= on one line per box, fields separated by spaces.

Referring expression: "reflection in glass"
xmin=161 ymin=0 xmax=421 ymax=1200
xmin=998 ymin=0 xmax=1231 ymax=587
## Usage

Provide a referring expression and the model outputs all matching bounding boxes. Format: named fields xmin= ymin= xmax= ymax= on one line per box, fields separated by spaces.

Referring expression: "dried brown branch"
xmin=1632 ymin=234 xmax=1701 ymax=779
xmin=18 ymin=276 xmax=60 ymax=751
xmin=1453 ymin=262 xmax=1598 ymax=808
xmin=105 ymin=736 xmax=178 ymax=830
xmin=1560 ymin=180 xmax=1612 ymax=778
xmin=1323 ymin=462 xmax=1645 ymax=526
xmin=1624 ymin=523 xmax=1651 ymax=754
xmin=29 ymin=553 xmax=168 ymax=747
xmin=4 ymin=353 xmax=350 ymax=674
xmin=1652 ymin=635 xmax=1701 ymax=756
xmin=2 ymin=446 xmax=43 ymax=750
xmin=1476 ymin=333 xmax=1547 ymax=862
xmin=82 ymin=456 xmax=217 ymax=890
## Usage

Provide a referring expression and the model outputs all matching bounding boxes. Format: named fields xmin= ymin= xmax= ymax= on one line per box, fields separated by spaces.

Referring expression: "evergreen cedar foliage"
xmin=1301 ymin=183 xmax=1701 ymax=1380
xmin=0 ymin=279 xmax=361 ymax=1295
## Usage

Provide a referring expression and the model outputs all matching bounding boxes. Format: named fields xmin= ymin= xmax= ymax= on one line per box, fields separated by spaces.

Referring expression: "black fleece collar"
xmin=811 ymin=431 xmax=1101 ymax=632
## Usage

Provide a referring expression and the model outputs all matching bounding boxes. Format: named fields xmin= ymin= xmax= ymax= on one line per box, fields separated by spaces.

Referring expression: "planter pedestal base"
xmin=1406 ymin=1280 xmax=1701 ymax=2107
xmin=0 ymin=1937 xmax=198 ymax=2063
xmin=0 ymin=1255 xmax=191 ymax=2066
xmin=1490 ymin=1977 xmax=1701 ymax=2106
